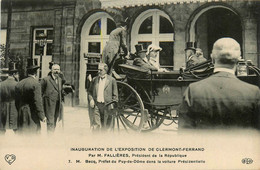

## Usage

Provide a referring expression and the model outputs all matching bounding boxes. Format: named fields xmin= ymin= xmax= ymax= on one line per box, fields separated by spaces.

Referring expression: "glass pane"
xmin=159 ymin=42 xmax=174 ymax=67
xmin=89 ymin=19 xmax=101 ymax=35
xmin=139 ymin=16 xmax=152 ymax=34
xmin=46 ymin=43 xmax=52 ymax=55
xmin=107 ymin=18 xmax=116 ymax=35
xmin=88 ymin=42 xmax=100 ymax=53
xmin=137 ymin=41 xmax=152 ymax=50
xmin=35 ymin=43 xmax=44 ymax=55
xmin=47 ymin=30 xmax=53 ymax=40
xmin=160 ymin=16 xmax=174 ymax=33
xmin=35 ymin=30 xmax=44 ymax=40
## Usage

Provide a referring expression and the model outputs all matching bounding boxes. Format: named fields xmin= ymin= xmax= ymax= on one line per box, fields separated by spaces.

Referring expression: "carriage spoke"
xmin=132 ymin=112 xmax=140 ymax=124
xmin=122 ymin=93 xmax=134 ymax=105
xmin=121 ymin=116 xmax=139 ymax=130
xmin=118 ymin=115 xmax=128 ymax=132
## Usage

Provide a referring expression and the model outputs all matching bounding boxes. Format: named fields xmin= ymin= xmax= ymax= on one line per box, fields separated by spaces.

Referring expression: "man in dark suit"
xmin=88 ymin=63 xmax=118 ymax=130
xmin=0 ymin=62 xmax=19 ymax=134
xmin=178 ymin=37 xmax=260 ymax=130
xmin=15 ymin=59 xmax=46 ymax=134
xmin=41 ymin=64 xmax=63 ymax=132
xmin=133 ymin=44 xmax=158 ymax=71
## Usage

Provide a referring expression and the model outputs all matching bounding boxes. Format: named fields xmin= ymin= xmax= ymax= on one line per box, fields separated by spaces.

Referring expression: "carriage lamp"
xmin=36 ymin=33 xmax=47 ymax=78
xmin=236 ymin=60 xmax=248 ymax=76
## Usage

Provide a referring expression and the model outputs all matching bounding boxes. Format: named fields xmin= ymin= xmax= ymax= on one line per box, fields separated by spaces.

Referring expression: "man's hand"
xmin=90 ymin=99 xmax=95 ymax=109
xmin=42 ymin=117 xmax=47 ymax=123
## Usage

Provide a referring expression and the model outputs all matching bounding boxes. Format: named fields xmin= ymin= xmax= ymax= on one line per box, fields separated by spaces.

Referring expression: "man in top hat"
xmin=41 ymin=63 xmax=64 ymax=132
xmin=178 ymin=37 xmax=260 ymax=130
xmin=184 ymin=42 xmax=196 ymax=67
xmin=88 ymin=63 xmax=118 ymax=130
xmin=15 ymin=58 xmax=46 ymax=134
xmin=186 ymin=48 xmax=207 ymax=68
xmin=133 ymin=44 xmax=157 ymax=71
xmin=102 ymin=19 xmax=129 ymax=74
xmin=0 ymin=62 xmax=19 ymax=134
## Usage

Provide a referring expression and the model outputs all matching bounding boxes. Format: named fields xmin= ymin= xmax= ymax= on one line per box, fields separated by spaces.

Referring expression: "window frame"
xmin=131 ymin=9 xmax=174 ymax=69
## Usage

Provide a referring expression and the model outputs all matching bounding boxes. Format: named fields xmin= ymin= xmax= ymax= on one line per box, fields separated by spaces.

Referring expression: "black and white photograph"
xmin=0 ymin=0 xmax=260 ymax=169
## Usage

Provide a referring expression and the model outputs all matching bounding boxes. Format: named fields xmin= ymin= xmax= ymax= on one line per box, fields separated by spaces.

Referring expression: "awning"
xmin=100 ymin=0 xmax=221 ymax=8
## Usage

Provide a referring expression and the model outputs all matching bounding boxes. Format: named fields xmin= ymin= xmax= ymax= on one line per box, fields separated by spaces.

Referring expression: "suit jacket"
xmin=133 ymin=57 xmax=158 ymax=71
xmin=0 ymin=76 xmax=18 ymax=130
xmin=178 ymin=71 xmax=260 ymax=129
xmin=41 ymin=74 xmax=63 ymax=124
xmin=102 ymin=27 xmax=128 ymax=65
xmin=88 ymin=74 xmax=118 ymax=106
xmin=15 ymin=76 xmax=45 ymax=132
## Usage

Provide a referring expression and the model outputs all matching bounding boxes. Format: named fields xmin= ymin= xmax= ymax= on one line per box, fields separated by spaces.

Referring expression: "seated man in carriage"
xmin=133 ymin=44 xmax=158 ymax=72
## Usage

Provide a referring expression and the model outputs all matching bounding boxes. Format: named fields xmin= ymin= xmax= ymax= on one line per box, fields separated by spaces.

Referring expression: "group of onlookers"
xmin=0 ymin=59 xmax=65 ymax=135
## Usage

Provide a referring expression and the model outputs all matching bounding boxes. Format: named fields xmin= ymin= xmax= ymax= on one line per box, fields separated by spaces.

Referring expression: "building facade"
xmin=1 ymin=0 xmax=260 ymax=106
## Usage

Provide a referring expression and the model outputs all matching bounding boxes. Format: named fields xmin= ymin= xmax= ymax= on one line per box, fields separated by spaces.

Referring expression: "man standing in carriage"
xmin=102 ymin=19 xmax=129 ymax=75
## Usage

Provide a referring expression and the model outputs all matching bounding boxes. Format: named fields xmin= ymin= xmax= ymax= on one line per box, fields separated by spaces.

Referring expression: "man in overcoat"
xmin=41 ymin=64 xmax=63 ymax=132
xmin=178 ymin=37 xmax=260 ymax=130
xmin=102 ymin=21 xmax=128 ymax=74
xmin=88 ymin=63 xmax=118 ymax=130
xmin=0 ymin=62 xmax=19 ymax=134
xmin=15 ymin=59 xmax=46 ymax=134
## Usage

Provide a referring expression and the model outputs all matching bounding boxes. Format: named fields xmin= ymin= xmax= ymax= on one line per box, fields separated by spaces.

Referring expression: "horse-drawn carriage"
xmin=85 ymin=53 xmax=260 ymax=132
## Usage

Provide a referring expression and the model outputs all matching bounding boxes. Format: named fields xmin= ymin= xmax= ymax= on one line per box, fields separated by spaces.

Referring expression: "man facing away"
xmin=88 ymin=63 xmax=118 ymax=131
xmin=15 ymin=59 xmax=46 ymax=134
xmin=178 ymin=37 xmax=260 ymax=130
xmin=41 ymin=64 xmax=64 ymax=132
xmin=0 ymin=62 xmax=19 ymax=134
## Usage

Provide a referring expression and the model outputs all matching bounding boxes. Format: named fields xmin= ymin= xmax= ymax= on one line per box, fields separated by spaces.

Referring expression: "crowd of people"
xmin=0 ymin=59 xmax=66 ymax=135
xmin=1 ymin=19 xmax=259 ymax=134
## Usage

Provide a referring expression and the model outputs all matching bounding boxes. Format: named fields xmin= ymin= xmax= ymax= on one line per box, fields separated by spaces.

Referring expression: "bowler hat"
xmin=135 ymin=44 xmax=147 ymax=54
xmin=8 ymin=61 xmax=18 ymax=73
xmin=27 ymin=58 xmax=40 ymax=70
xmin=185 ymin=42 xmax=197 ymax=51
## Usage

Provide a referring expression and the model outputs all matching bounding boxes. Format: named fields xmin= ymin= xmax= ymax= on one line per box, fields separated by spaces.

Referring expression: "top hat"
xmin=8 ymin=61 xmax=18 ymax=73
xmin=49 ymin=61 xmax=55 ymax=70
xmin=27 ymin=58 xmax=40 ymax=70
xmin=135 ymin=44 xmax=147 ymax=54
xmin=185 ymin=42 xmax=197 ymax=51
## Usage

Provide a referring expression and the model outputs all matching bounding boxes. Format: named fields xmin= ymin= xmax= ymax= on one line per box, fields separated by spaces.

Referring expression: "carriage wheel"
xmin=111 ymin=81 xmax=146 ymax=132
xmin=141 ymin=109 xmax=166 ymax=132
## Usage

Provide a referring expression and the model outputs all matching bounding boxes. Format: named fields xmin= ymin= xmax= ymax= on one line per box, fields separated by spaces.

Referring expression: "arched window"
xmin=131 ymin=9 xmax=174 ymax=69
xmin=82 ymin=12 xmax=116 ymax=55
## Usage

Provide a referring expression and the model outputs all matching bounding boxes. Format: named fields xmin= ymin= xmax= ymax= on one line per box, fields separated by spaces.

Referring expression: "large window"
xmin=131 ymin=9 xmax=174 ymax=69
xmin=83 ymin=13 xmax=116 ymax=55
xmin=33 ymin=28 xmax=53 ymax=78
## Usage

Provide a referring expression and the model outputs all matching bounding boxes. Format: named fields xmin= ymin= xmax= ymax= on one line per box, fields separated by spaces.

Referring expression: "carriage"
xmin=85 ymin=53 xmax=260 ymax=132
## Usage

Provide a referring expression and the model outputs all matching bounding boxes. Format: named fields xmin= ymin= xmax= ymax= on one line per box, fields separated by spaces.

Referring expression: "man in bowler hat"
xmin=15 ymin=58 xmax=46 ymax=134
xmin=102 ymin=20 xmax=129 ymax=74
xmin=0 ymin=62 xmax=19 ymax=134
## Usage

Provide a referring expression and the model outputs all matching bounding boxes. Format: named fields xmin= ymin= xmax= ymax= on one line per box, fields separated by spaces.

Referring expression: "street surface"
xmin=4 ymin=106 xmax=178 ymax=136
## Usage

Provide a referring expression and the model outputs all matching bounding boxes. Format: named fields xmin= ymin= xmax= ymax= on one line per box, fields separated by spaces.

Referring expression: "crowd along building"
xmin=1 ymin=0 xmax=260 ymax=106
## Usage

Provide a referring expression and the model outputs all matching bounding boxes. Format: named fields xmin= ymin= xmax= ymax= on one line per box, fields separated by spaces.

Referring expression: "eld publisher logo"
xmin=241 ymin=158 xmax=253 ymax=164
xmin=5 ymin=154 xmax=16 ymax=165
